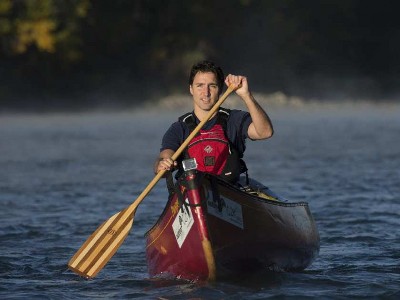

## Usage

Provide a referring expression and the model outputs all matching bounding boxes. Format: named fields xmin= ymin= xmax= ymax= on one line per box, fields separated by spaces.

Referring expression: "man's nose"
xmin=202 ymin=86 xmax=211 ymax=95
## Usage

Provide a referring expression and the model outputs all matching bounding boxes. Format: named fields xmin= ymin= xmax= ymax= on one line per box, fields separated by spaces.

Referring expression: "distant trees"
xmin=0 ymin=0 xmax=89 ymax=60
xmin=1 ymin=0 xmax=399 ymax=111
xmin=0 ymin=0 xmax=91 ymax=110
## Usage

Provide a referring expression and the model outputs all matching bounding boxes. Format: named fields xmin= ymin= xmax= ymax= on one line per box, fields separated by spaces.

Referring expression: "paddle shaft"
xmin=68 ymin=85 xmax=236 ymax=277
xmin=123 ymin=84 xmax=236 ymax=218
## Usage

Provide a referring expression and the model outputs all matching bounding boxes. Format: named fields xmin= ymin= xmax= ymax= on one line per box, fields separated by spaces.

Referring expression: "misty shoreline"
xmin=155 ymin=91 xmax=400 ymax=110
xmin=1 ymin=91 xmax=399 ymax=117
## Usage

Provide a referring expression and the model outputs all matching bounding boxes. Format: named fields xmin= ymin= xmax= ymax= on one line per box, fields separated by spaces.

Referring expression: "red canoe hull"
xmin=145 ymin=172 xmax=319 ymax=281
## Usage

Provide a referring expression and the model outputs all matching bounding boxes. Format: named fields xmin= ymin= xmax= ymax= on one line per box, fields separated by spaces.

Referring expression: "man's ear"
xmin=189 ymin=85 xmax=193 ymax=95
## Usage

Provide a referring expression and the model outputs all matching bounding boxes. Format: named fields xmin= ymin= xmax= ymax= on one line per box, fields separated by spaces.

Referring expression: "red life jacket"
xmin=179 ymin=109 xmax=244 ymax=183
xmin=186 ymin=123 xmax=230 ymax=175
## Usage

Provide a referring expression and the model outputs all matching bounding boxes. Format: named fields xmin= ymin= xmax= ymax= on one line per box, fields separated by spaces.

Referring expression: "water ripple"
xmin=1 ymin=109 xmax=400 ymax=299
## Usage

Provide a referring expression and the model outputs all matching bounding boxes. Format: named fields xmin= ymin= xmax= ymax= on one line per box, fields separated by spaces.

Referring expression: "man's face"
xmin=190 ymin=72 xmax=220 ymax=112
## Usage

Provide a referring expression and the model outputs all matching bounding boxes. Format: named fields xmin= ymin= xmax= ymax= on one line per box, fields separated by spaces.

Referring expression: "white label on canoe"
xmin=172 ymin=199 xmax=194 ymax=248
xmin=207 ymin=196 xmax=244 ymax=229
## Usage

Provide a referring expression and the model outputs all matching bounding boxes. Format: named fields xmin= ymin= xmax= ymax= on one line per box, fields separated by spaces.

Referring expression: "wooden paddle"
xmin=68 ymin=84 xmax=237 ymax=278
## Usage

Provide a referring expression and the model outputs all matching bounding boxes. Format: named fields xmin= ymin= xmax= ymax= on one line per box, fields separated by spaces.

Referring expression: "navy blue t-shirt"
xmin=160 ymin=109 xmax=252 ymax=158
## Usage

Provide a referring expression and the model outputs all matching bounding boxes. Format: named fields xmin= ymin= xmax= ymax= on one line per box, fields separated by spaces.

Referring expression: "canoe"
xmin=145 ymin=169 xmax=320 ymax=281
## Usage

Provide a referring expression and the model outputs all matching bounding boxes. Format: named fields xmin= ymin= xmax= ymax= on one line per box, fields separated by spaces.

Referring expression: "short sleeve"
xmin=226 ymin=109 xmax=252 ymax=155
xmin=160 ymin=121 xmax=185 ymax=152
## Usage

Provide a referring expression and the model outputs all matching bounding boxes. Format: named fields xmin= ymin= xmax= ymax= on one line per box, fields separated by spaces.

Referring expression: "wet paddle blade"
xmin=68 ymin=210 xmax=134 ymax=278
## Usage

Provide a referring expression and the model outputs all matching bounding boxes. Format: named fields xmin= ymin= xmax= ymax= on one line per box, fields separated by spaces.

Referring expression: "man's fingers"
xmin=158 ymin=158 xmax=176 ymax=171
xmin=225 ymin=74 xmax=245 ymax=89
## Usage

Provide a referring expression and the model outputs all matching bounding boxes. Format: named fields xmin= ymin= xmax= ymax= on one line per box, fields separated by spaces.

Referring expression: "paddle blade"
xmin=68 ymin=210 xmax=134 ymax=278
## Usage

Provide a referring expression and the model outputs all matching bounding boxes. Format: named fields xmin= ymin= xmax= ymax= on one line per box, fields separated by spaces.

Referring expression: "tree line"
xmin=1 ymin=0 xmax=399 ymax=111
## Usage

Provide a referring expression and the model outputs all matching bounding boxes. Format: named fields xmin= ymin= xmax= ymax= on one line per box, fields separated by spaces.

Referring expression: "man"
xmin=154 ymin=60 xmax=273 ymax=183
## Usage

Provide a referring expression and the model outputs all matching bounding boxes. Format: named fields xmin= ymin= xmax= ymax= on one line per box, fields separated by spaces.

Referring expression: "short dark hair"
xmin=189 ymin=60 xmax=224 ymax=93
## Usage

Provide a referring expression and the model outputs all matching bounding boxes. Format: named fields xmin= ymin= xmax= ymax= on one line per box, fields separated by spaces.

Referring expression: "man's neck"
xmin=193 ymin=109 xmax=217 ymax=122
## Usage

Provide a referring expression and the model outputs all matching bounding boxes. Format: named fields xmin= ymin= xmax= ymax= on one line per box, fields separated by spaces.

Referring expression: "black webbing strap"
xmin=166 ymin=171 xmax=189 ymax=214
xmin=180 ymin=108 xmax=231 ymax=134
xmin=166 ymin=171 xmax=205 ymax=215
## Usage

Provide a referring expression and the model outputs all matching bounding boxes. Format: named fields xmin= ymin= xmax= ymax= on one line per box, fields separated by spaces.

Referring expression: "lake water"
xmin=1 ymin=102 xmax=399 ymax=299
